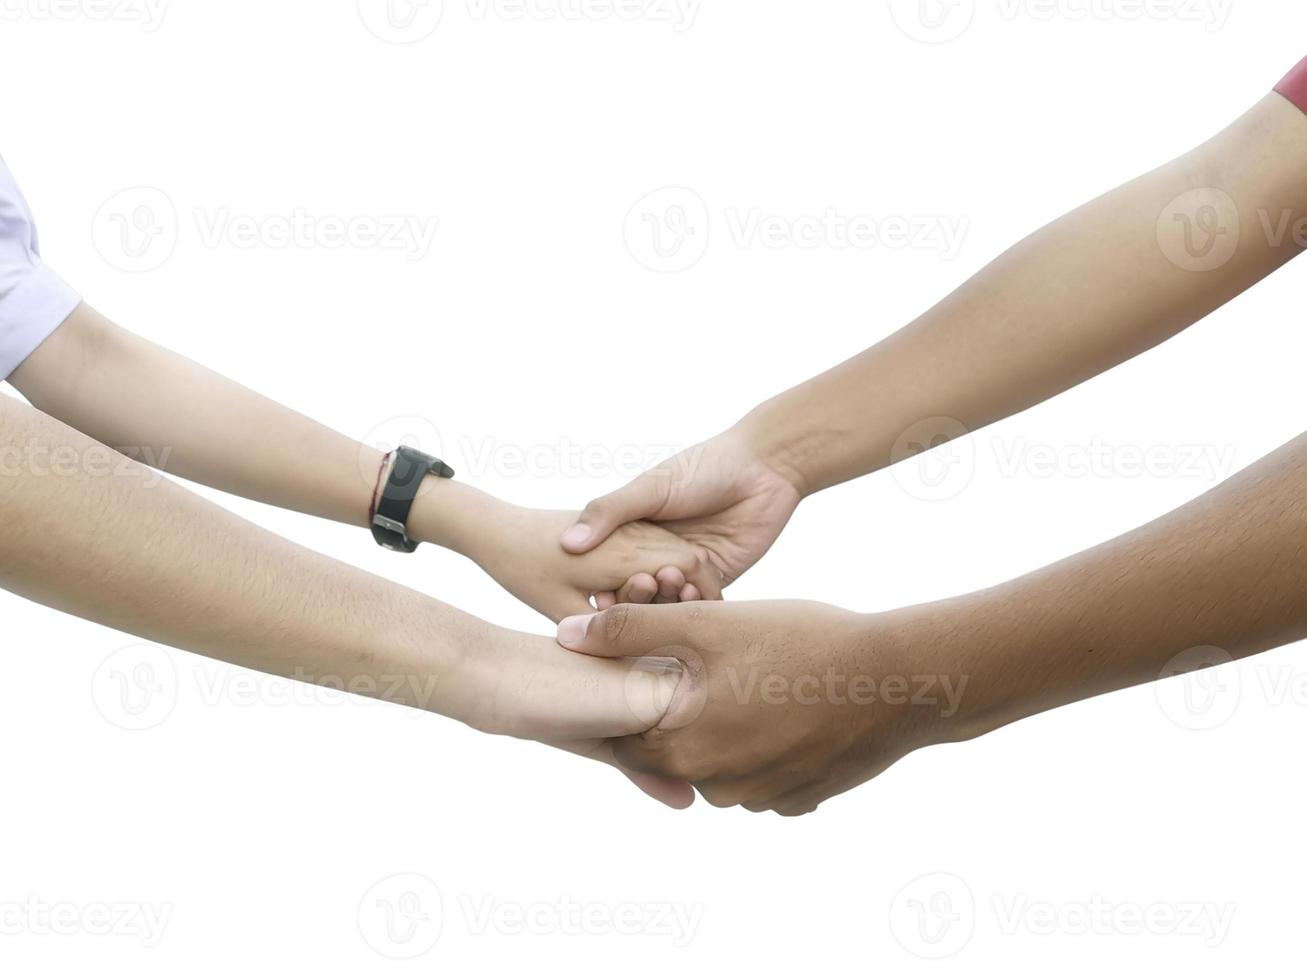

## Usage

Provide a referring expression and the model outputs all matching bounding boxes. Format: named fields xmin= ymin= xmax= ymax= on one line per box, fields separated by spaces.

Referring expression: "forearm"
xmin=0 ymin=391 xmax=490 ymax=721
xmin=8 ymin=302 xmax=497 ymax=558
xmin=905 ymin=432 xmax=1307 ymax=742
xmin=741 ymin=93 xmax=1307 ymax=497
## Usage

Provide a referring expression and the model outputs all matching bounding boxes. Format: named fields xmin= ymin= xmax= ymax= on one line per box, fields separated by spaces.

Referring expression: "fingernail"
xmin=561 ymin=523 xmax=592 ymax=549
xmin=557 ymin=613 xmax=595 ymax=645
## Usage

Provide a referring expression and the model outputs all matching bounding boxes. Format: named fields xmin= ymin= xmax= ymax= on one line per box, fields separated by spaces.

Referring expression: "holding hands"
xmin=401 ymin=477 xmax=725 ymax=623
xmin=559 ymin=425 xmax=803 ymax=603
xmin=555 ymin=601 xmax=943 ymax=816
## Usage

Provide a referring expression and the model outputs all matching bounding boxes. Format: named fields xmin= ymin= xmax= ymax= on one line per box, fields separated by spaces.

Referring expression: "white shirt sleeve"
xmin=0 ymin=158 xmax=80 ymax=380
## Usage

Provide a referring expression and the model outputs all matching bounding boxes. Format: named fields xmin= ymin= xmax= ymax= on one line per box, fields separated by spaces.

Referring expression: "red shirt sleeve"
xmin=1274 ymin=57 xmax=1307 ymax=114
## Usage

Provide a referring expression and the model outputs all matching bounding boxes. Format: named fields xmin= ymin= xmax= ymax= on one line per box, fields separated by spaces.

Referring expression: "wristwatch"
xmin=370 ymin=445 xmax=455 ymax=553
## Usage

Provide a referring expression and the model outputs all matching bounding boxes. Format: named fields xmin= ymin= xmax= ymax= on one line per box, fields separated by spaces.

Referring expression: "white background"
xmin=1 ymin=0 xmax=1305 ymax=974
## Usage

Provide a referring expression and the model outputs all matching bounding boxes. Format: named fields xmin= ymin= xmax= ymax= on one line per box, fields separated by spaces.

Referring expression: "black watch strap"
xmin=371 ymin=445 xmax=455 ymax=553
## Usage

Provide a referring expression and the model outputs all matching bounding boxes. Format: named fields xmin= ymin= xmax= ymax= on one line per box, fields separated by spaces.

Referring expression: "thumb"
xmin=561 ymin=473 xmax=669 ymax=554
xmin=621 ymin=769 xmax=696 ymax=809
xmin=556 ymin=604 xmax=666 ymax=658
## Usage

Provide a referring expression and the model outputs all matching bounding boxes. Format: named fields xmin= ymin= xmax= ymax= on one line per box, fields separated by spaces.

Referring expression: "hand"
xmin=475 ymin=507 xmax=723 ymax=622
xmin=464 ymin=625 xmax=695 ymax=808
xmin=408 ymin=480 xmax=723 ymax=622
xmin=555 ymin=601 xmax=971 ymax=815
xmin=559 ymin=429 xmax=802 ymax=604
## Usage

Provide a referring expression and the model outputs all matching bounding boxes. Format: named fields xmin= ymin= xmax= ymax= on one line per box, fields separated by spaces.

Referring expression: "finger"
xmin=679 ymin=583 xmax=701 ymax=602
xmin=610 ymin=731 xmax=682 ymax=780
xmin=654 ymin=566 xmax=685 ymax=602
xmin=594 ymin=591 xmax=617 ymax=610
xmin=560 ymin=474 xmax=670 ymax=554
xmin=754 ymin=781 xmax=825 ymax=817
xmin=677 ymin=556 xmax=723 ymax=602
xmin=696 ymin=777 xmax=773 ymax=810
xmin=616 ymin=572 xmax=658 ymax=605
xmin=556 ymin=603 xmax=681 ymax=659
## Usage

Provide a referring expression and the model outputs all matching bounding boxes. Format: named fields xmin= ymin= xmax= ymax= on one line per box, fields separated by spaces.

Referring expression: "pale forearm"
xmin=7 ymin=304 xmax=708 ymax=616
xmin=742 ymin=94 xmax=1307 ymax=497
xmin=0 ymin=392 xmax=489 ymax=720
xmin=908 ymin=432 xmax=1307 ymax=742
xmin=10 ymin=303 xmax=385 ymax=526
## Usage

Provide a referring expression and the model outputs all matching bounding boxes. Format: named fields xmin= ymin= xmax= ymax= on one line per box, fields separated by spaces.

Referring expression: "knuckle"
xmin=580 ymin=497 xmax=608 ymax=522
xmin=600 ymin=604 xmax=633 ymax=645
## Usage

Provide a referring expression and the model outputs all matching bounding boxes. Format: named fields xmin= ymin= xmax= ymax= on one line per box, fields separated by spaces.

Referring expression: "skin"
xmin=560 ymin=433 xmax=1307 ymax=815
xmin=9 ymin=303 xmax=721 ymax=624
xmin=563 ymin=92 xmax=1307 ymax=587
xmin=0 ymin=393 xmax=694 ymax=805
xmin=558 ymin=91 xmax=1307 ymax=812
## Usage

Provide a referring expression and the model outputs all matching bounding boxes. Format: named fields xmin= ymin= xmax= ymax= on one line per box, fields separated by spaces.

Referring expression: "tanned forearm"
xmin=739 ymin=94 xmax=1307 ymax=496
xmin=907 ymin=432 xmax=1307 ymax=742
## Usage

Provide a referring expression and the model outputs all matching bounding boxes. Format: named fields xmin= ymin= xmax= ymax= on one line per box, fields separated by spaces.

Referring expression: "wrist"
xmin=732 ymin=401 xmax=834 ymax=500
xmin=405 ymin=477 xmax=511 ymax=560
xmin=880 ymin=591 xmax=1041 ymax=747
